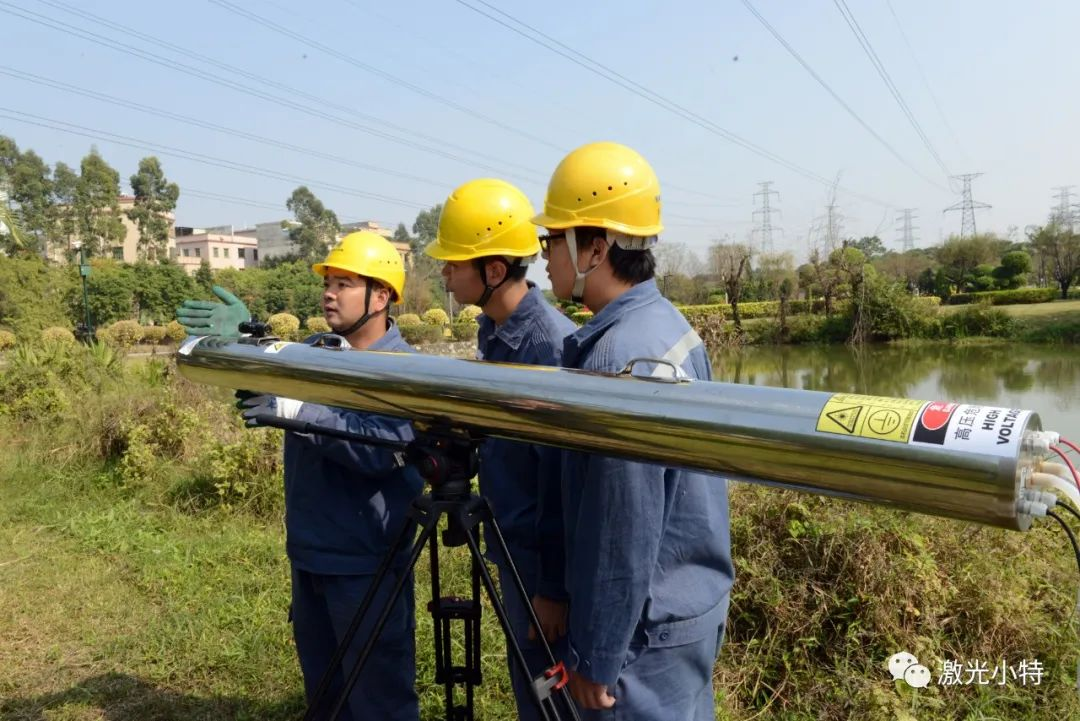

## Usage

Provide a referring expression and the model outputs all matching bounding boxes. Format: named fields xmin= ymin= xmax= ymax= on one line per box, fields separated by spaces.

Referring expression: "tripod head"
xmin=406 ymin=427 xmax=481 ymax=500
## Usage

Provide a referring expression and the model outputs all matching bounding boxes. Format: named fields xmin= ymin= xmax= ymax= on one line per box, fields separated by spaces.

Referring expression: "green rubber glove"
xmin=176 ymin=285 xmax=251 ymax=338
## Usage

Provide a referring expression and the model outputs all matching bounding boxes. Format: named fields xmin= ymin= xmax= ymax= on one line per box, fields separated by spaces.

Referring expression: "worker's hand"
xmin=529 ymin=595 xmax=568 ymax=643
xmin=235 ymin=391 xmax=303 ymax=428
xmin=568 ymin=669 xmax=615 ymax=710
xmin=176 ymin=285 xmax=250 ymax=338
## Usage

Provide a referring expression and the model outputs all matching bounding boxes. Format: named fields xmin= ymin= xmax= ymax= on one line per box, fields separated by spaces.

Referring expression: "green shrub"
xmin=457 ymin=304 xmax=482 ymax=321
xmin=267 ymin=312 xmax=300 ymax=338
xmin=400 ymin=323 xmax=445 ymax=345
xmin=95 ymin=327 xmax=112 ymax=345
xmin=107 ymin=320 xmax=143 ymax=348
xmin=678 ymin=304 xmax=726 ymax=327
xmin=450 ymin=321 xmax=479 ymax=342
xmin=305 ymin=316 xmax=331 ymax=333
xmin=41 ymin=326 xmax=75 ymax=345
xmin=141 ymin=326 xmax=167 ymax=345
xmin=0 ymin=329 xmax=15 ymax=351
xmin=1068 ymin=287 xmax=1080 ymax=300
xmin=946 ymin=287 xmax=1058 ymax=306
xmin=941 ymin=301 xmax=1014 ymax=338
xmin=570 ymin=311 xmax=594 ymax=324
xmin=164 ymin=320 xmax=187 ymax=343
xmin=396 ymin=313 xmax=422 ymax=328
xmin=422 ymin=308 xmax=450 ymax=326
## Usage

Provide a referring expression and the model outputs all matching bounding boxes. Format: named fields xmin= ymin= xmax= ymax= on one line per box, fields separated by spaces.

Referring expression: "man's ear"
xmin=590 ymin=232 xmax=611 ymax=264
xmin=372 ymin=284 xmax=392 ymax=312
xmin=484 ymin=258 xmax=509 ymax=286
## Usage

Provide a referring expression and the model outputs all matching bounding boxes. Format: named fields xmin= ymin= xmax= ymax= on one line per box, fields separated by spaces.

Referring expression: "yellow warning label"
xmin=815 ymin=393 xmax=927 ymax=443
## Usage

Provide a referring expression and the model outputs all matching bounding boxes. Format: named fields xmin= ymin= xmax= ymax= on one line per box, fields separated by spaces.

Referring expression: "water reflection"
xmin=710 ymin=343 xmax=1080 ymax=432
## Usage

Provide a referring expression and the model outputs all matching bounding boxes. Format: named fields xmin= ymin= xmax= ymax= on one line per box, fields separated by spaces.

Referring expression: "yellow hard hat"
xmin=425 ymin=178 xmax=541 ymax=261
xmin=531 ymin=141 xmax=663 ymax=237
xmin=312 ymin=231 xmax=406 ymax=304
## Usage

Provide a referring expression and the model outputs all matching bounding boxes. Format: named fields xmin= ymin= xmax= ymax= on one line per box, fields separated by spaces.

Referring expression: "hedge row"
xmin=946 ymin=287 xmax=1058 ymax=306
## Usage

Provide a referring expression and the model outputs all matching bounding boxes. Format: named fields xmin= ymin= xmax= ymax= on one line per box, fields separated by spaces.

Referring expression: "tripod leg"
xmin=454 ymin=504 xmax=579 ymax=721
xmin=326 ymin=509 xmax=440 ymax=721
xmin=302 ymin=507 xmax=423 ymax=721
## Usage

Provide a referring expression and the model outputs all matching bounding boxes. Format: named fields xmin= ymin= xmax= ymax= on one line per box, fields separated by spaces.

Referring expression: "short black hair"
xmin=574 ymin=226 xmax=656 ymax=285
xmin=473 ymin=256 xmax=528 ymax=283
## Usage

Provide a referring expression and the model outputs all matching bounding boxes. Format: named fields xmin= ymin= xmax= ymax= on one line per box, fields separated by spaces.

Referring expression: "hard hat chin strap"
xmin=567 ymin=229 xmax=658 ymax=302
xmin=335 ymin=281 xmax=387 ymax=338
xmin=567 ymin=228 xmax=606 ymax=304
xmin=475 ymin=256 xmax=528 ymax=307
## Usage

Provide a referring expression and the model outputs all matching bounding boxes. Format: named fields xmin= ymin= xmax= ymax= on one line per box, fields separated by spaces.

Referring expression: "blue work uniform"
xmin=558 ymin=279 xmax=735 ymax=721
xmin=283 ymin=323 xmax=422 ymax=721
xmin=476 ymin=283 xmax=576 ymax=721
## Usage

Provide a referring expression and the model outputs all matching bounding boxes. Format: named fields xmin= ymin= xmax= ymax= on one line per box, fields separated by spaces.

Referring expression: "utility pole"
xmin=896 ymin=208 xmax=918 ymax=252
xmin=943 ymin=173 xmax=990 ymax=238
xmin=752 ymin=181 xmax=781 ymax=252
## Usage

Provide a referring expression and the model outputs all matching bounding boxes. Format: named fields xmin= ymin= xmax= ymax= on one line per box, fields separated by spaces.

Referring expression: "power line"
xmin=943 ymin=173 xmax=991 ymax=238
xmin=206 ymin=0 xmax=564 ymax=152
xmin=1 ymin=0 xmax=542 ymax=183
xmin=739 ymin=0 xmax=948 ymax=192
xmin=0 ymin=65 xmax=454 ymax=190
xmin=832 ymin=0 xmax=953 ymax=183
xmin=13 ymin=0 xmax=736 ymax=206
xmin=450 ymin=0 xmax=898 ymax=209
xmin=882 ymin=0 xmax=967 ymax=163
xmin=0 ymin=107 xmax=430 ymax=210
xmin=752 ymin=181 xmax=782 ymax=252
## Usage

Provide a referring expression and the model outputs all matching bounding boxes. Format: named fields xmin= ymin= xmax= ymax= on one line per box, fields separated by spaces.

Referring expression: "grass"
xmin=2 ymin=346 xmax=1080 ymax=720
xmin=938 ymin=299 xmax=1080 ymax=317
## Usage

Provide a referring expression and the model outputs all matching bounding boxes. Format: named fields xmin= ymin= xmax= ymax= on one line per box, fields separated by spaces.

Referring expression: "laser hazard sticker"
xmin=816 ymin=393 xmax=926 ymax=443
xmin=910 ymin=402 xmax=1032 ymax=457
xmin=263 ymin=341 xmax=295 ymax=354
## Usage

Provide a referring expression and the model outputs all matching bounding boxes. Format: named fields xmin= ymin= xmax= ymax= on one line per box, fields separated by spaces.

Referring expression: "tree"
xmin=75 ymin=148 xmax=125 ymax=256
xmin=9 ymin=149 xmax=53 ymax=256
xmin=830 ymin=246 xmax=869 ymax=343
xmin=710 ymin=242 xmax=753 ymax=331
xmin=873 ymin=249 xmax=936 ymax=292
xmin=132 ymin=260 xmax=196 ymax=323
xmin=0 ymin=135 xmax=18 ymax=187
xmin=128 ymin=156 xmax=179 ymax=262
xmin=847 ymin=235 xmax=886 ymax=259
xmin=935 ymin=234 xmax=1004 ymax=292
xmin=411 ymin=204 xmax=442 ymax=255
xmin=393 ymin=222 xmax=412 ymax=246
xmin=807 ymin=247 xmax=843 ymax=316
xmin=757 ymin=252 xmax=797 ymax=339
xmin=50 ymin=162 xmax=79 ymax=253
xmin=992 ymin=250 xmax=1031 ymax=290
xmin=1029 ymin=221 xmax=1080 ymax=299
xmin=194 ymin=259 xmax=214 ymax=291
xmin=285 ymin=186 xmax=339 ymax=261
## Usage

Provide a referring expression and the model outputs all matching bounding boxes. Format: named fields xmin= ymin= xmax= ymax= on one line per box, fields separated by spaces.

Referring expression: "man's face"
xmin=541 ymin=230 xmax=574 ymax=300
xmin=322 ymin=270 xmax=386 ymax=331
xmin=441 ymin=260 xmax=484 ymax=305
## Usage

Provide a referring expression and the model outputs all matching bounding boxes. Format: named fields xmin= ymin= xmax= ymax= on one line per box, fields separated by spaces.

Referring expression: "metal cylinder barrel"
xmin=176 ymin=337 xmax=1044 ymax=531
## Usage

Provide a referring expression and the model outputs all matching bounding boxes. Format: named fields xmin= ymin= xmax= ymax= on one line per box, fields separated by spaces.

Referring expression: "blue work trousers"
xmin=291 ymin=567 xmax=419 ymax=721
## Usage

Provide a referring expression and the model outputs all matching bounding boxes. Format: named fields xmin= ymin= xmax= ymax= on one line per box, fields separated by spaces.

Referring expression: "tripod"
xmin=260 ymin=414 xmax=579 ymax=721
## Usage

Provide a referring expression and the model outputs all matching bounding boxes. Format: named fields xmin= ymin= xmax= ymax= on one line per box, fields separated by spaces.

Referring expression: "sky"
xmin=3 ymin=0 xmax=1079 ymax=287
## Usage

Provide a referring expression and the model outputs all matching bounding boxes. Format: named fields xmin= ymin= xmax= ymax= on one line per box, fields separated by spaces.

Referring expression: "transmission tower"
xmin=824 ymin=201 xmax=844 ymax=248
xmin=943 ymin=173 xmax=991 ymax=238
xmin=895 ymin=208 xmax=919 ymax=251
xmin=752 ymin=181 xmax=782 ymax=251
xmin=1052 ymin=185 xmax=1076 ymax=230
